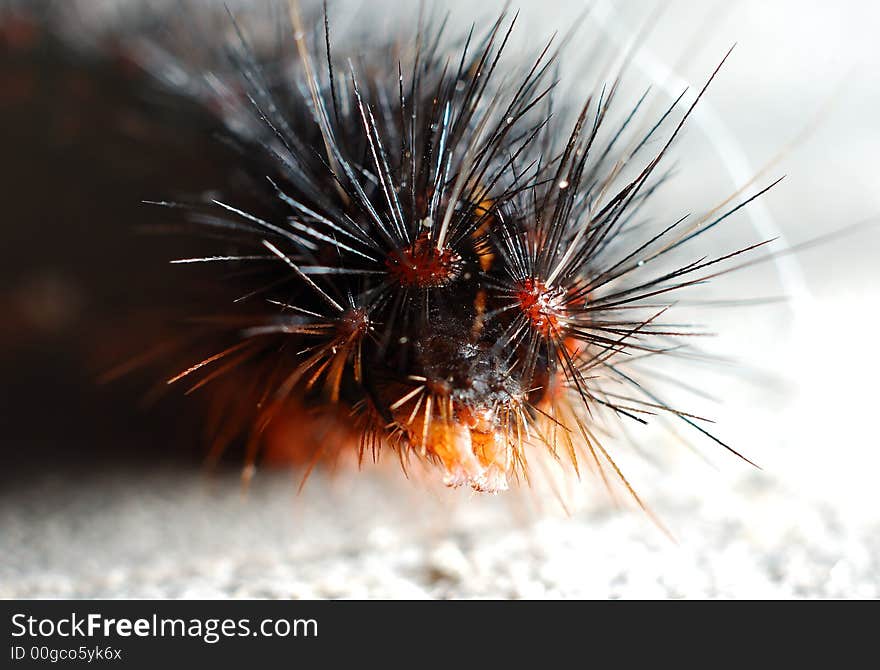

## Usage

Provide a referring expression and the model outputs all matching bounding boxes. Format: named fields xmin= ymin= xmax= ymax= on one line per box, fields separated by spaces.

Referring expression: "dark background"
xmin=0 ymin=30 xmax=240 ymax=478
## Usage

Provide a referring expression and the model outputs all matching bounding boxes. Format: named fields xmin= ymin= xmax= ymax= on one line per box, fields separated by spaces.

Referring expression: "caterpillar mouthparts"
xmin=25 ymin=0 xmax=775 ymax=501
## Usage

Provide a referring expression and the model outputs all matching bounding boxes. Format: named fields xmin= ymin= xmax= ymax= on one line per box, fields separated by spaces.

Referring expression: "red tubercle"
xmin=515 ymin=278 xmax=568 ymax=337
xmin=336 ymin=307 xmax=370 ymax=337
xmin=386 ymin=234 xmax=462 ymax=288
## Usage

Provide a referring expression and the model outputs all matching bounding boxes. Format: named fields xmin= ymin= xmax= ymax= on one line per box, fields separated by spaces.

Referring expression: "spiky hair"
xmin=33 ymin=0 xmax=776 ymax=502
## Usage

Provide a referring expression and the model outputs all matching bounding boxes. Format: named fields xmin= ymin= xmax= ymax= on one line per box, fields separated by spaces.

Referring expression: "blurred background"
xmin=1 ymin=0 xmax=878 ymax=598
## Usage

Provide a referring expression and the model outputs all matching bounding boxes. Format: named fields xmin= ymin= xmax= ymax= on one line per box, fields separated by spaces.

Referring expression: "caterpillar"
xmin=1 ymin=0 xmax=788 ymax=509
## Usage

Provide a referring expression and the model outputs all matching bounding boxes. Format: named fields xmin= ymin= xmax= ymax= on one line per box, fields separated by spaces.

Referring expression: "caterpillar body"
xmin=1 ymin=0 xmax=779 ymax=507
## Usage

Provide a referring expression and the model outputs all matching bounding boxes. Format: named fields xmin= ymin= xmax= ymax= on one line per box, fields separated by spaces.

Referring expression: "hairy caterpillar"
xmin=2 ymin=0 xmax=789 ymax=509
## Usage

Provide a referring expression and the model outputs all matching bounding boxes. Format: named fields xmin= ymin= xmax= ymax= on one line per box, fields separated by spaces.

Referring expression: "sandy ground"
xmin=2 ymin=431 xmax=878 ymax=599
xmin=2 ymin=0 xmax=879 ymax=598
